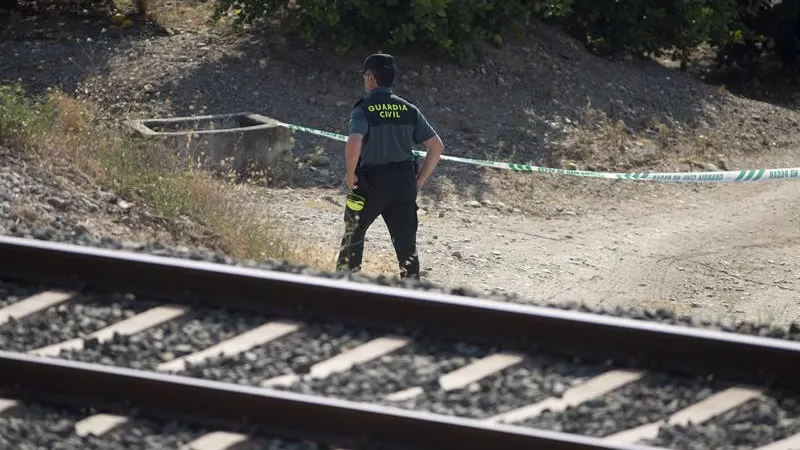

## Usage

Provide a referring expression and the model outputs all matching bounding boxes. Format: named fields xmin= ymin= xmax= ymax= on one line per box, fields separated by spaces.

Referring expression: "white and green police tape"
xmin=279 ymin=122 xmax=800 ymax=183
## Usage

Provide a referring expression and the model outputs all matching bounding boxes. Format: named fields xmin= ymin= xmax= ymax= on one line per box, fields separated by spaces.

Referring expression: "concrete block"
xmin=128 ymin=112 xmax=293 ymax=183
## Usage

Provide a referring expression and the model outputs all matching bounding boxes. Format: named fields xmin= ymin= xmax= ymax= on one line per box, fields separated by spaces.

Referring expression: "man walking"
xmin=335 ymin=53 xmax=444 ymax=280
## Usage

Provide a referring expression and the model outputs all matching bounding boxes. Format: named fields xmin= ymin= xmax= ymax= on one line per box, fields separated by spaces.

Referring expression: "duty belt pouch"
xmin=344 ymin=192 xmax=366 ymax=229
xmin=345 ymin=192 xmax=366 ymax=212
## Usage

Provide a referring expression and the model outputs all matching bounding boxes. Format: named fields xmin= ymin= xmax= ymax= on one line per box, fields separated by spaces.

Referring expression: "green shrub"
xmin=561 ymin=0 xmax=739 ymax=61
xmin=214 ymin=0 xmax=571 ymax=61
xmin=561 ymin=0 xmax=800 ymax=77
xmin=211 ymin=0 xmax=750 ymax=68
xmin=0 ymin=84 xmax=54 ymax=148
xmin=715 ymin=0 xmax=800 ymax=77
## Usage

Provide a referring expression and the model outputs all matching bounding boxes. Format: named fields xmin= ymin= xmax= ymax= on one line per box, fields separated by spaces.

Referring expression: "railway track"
xmin=1 ymin=235 xmax=800 ymax=450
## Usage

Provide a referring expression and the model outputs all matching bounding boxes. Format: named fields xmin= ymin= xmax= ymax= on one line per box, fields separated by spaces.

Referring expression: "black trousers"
xmin=335 ymin=160 xmax=420 ymax=279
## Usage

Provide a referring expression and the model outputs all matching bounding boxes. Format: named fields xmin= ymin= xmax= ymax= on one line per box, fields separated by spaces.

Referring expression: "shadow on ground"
xmin=0 ymin=8 xmax=169 ymax=96
xmin=681 ymin=50 xmax=800 ymax=111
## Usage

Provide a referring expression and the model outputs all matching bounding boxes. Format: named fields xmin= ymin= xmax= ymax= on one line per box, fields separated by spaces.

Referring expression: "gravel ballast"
xmin=86 ymin=417 xmax=206 ymax=450
xmin=521 ymin=372 xmax=729 ymax=437
xmin=644 ymin=394 xmax=800 ymax=450
xmin=280 ymin=336 xmax=498 ymax=402
xmin=383 ymin=356 xmax=608 ymax=419
xmin=0 ymin=293 xmax=154 ymax=352
xmin=0 ymin=397 xmax=332 ymax=450
xmin=0 ymin=401 xmax=96 ymax=450
xmin=182 ymin=322 xmax=382 ymax=385
xmin=55 ymin=307 xmax=271 ymax=370
xmin=0 ymin=280 xmax=39 ymax=309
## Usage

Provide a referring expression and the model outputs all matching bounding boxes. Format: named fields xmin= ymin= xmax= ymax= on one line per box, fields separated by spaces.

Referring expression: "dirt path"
xmin=473 ymin=180 xmax=800 ymax=324
xmin=260 ymin=178 xmax=800 ymax=326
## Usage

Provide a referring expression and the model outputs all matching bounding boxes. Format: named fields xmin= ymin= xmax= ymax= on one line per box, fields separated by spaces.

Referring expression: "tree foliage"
xmin=561 ymin=0 xmax=739 ymax=59
xmin=8 ymin=0 xmax=793 ymax=75
xmin=215 ymin=0 xmax=800 ymax=76
xmin=715 ymin=0 xmax=800 ymax=76
xmin=213 ymin=0 xmax=572 ymax=60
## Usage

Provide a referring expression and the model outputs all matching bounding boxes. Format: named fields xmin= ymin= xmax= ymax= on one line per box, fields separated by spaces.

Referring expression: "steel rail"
xmin=1 ymin=235 xmax=800 ymax=389
xmin=0 ymin=350 xmax=660 ymax=450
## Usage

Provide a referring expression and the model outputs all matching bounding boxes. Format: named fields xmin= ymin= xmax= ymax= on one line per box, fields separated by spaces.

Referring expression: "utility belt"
xmin=356 ymin=159 xmax=416 ymax=190
xmin=358 ymin=158 xmax=418 ymax=176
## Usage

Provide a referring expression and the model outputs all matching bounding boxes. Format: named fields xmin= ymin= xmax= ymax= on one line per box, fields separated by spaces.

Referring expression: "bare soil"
xmin=2 ymin=9 xmax=799 ymax=325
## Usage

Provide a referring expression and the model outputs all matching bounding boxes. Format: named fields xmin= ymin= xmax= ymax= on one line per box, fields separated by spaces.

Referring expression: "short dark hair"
xmin=368 ymin=68 xmax=395 ymax=87
xmin=364 ymin=53 xmax=396 ymax=87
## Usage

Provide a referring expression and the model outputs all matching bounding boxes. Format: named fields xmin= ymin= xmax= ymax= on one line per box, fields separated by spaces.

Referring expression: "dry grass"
xmin=9 ymin=202 xmax=49 ymax=228
xmin=112 ymin=0 xmax=149 ymax=15
xmin=150 ymin=2 xmax=217 ymax=31
xmin=117 ymin=0 xmax=218 ymax=32
xmin=297 ymin=244 xmax=401 ymax=276
xmin=29 ymin=91 xmax=107 ymax=179
xmin=153 ymin=171 xmax=297 ymax=261
xmin=556 ymin=102 xmax=730 ymax=172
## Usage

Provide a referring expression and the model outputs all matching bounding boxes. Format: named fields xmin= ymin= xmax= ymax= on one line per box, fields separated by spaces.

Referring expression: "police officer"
xmin=335 ymin=53 xmax=444 ymax=280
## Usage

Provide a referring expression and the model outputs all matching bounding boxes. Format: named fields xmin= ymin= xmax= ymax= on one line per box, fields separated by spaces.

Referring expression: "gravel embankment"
xmin=521 ymin=372 xmax=729 ymax=437
xmin=0 ymin=293 xmax=155 ymax=352
xmin=84 ymin=417 xmax=205 ymax=450
xmin=385 ymin=356 xmax=609 ymax=419
xmin=0 ymin=401 xmax=97 ymax=450
xmin=56 ymin=307 xmax=269 ymax=370
xmin=0 ymin=397 xmax=331 ymax=450
xmin=181 ymin=322 xmax=382 ymax=385
xmin=280 ymin=336 xmax=498 ymax=402
xmin=643 ymin=394 xmax=800 ymax=450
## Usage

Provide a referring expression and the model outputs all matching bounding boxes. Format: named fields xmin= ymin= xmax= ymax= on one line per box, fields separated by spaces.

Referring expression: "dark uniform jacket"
xmin=349 ymin=87 xmax=437 ymax=168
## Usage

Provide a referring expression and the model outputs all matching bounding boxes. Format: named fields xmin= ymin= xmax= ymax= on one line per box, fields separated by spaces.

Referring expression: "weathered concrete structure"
xmin=129 ymin=113 xmax=293 ymax=183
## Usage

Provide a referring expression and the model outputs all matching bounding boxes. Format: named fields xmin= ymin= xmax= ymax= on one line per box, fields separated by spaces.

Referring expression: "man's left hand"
xmin=346 ymin=172 xmax=358 ymax=190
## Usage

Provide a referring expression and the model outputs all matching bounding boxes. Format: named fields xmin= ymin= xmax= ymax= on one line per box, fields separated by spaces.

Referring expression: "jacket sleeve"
xmin=349 ymin=105 xmax=368 ymax=136
xmin=412 ymin=106 xmax=436 ymax=144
